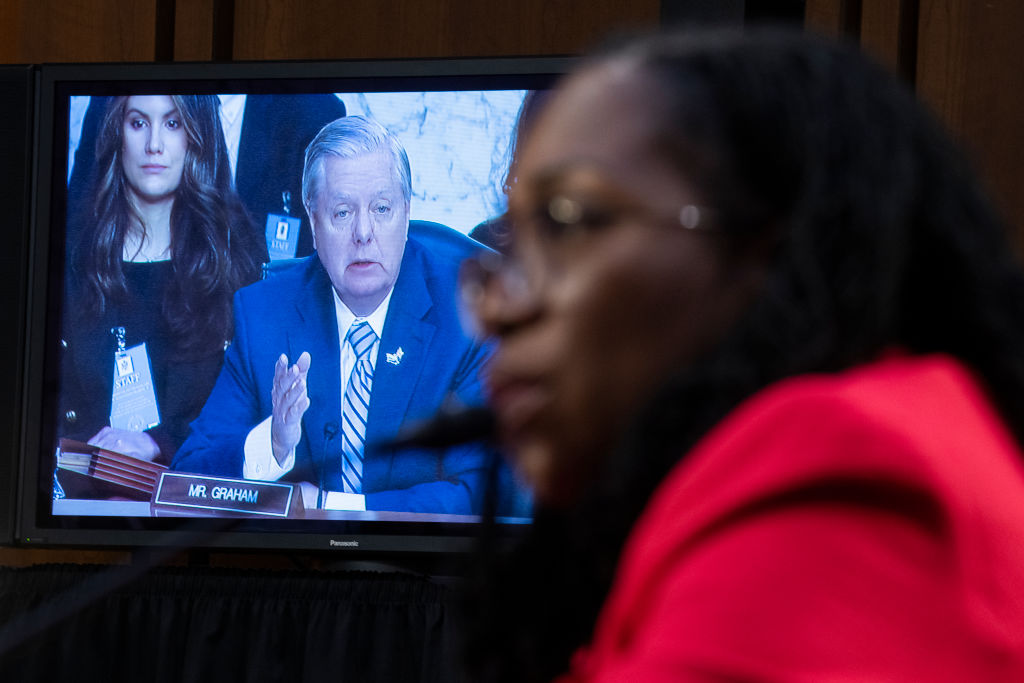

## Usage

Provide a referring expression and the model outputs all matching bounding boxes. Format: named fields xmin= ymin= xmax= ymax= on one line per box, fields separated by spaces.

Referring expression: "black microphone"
xmin=379 ymin=405 xmax=496 ymax=450
xmin=320 ymin=421 xmax=339 ymax=509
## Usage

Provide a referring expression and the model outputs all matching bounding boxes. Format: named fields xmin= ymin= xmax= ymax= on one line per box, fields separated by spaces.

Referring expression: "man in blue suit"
xmin=172 ymin=116 xmax=501 ymax=515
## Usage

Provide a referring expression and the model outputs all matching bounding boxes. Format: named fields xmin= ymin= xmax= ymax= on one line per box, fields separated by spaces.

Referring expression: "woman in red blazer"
xmin=461 ymin=28 xmax=1024 ymax=682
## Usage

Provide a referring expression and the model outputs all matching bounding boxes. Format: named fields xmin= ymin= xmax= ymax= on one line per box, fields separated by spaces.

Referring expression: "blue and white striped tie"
xmin=340 ymin=320 xmax=377 ymax=494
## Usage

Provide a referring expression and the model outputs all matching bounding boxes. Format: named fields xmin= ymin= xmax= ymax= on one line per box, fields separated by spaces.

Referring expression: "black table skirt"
xmin=0 ymin=563 xmax=467 ymax=682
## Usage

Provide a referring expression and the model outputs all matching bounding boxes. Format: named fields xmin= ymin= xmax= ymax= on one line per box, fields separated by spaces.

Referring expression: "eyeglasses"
xmin=458 ymin=194 xmax=714 ymax=337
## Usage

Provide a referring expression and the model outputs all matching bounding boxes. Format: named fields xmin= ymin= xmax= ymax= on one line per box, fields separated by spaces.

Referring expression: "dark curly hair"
xmin=463 ymin=28 xmax=1024 ymax=683
xmin=73 ymin=94 xmax=264 ymax=352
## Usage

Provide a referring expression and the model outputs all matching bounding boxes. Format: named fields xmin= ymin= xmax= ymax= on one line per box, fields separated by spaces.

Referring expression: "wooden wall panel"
xmin=807 ymin=0 xmax=1024 ymax=244
xmin=804 ymin=0 xmax=856 ymax=37
xmin=916 ymin=0 xmax=968 ymax=133
xmin=805 ymin=0 xmax=917 ymax=80
xmin=231 ymin=0 xmax=660 ymax=60
xmin=917 ymin=0 xmax=1024 ymax=239
xmin=0 ymin=2 xmax=22 ymax=63
xmin=859 ymin=0 xmax=900 ymax=67
xmin=0 ymin=0 xmax=158 ymax=63
xmin=174 ymin=0 xmax=217 ymax=61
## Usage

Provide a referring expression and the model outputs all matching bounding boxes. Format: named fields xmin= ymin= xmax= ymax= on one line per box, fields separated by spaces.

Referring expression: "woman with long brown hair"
xmin=58 ymin=94 xmax=265 ymax=466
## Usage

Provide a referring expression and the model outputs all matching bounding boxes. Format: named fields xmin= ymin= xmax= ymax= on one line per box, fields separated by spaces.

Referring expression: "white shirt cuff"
xmin=322 ymin=492 xmax=366 ymax=511
xmin=242 ymin=416 xmax=295 ymax=480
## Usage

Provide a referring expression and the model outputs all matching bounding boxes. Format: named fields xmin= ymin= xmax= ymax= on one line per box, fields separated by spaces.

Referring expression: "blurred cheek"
xmin=516 ymin=439 xmax=555 ymax=500
xmin=551 ymin=249 xmax=653 ymax=401
xmin=507 ymin=307 xmax=627 ymax=506
xmin=528 ymin=231 xmax=708 ymax=495
xmin=516 ymin=433 xmax=590 ymax=506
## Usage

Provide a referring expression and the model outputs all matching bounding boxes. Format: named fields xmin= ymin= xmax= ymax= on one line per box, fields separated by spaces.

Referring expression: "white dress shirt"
xmin=217 ymin=94 xmax=246 ymax=183
xmin=241 ymin=287 xmax=393 ymax=510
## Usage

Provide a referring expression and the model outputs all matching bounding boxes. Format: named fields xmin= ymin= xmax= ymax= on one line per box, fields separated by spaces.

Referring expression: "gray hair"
xmin=301 ymin=115 xmax=413 ymax=214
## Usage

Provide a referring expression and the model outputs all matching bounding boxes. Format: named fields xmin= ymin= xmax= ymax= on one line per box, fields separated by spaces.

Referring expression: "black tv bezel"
xmin=0 ymin=64 xmax=35 ymax=548
xmin=16 ymin=56 xmax=571 ymax=555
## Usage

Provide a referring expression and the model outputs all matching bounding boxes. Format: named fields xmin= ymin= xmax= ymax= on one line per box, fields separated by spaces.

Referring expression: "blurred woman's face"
xmin=121 ymin=95 xmax=188 ymax=207
xmin=477 ymin=63 xmax=758 ymax=506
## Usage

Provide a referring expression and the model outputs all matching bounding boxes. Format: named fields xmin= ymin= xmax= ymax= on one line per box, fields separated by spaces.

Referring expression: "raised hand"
xmin=270 ymin=351 xmax=311 ymax=464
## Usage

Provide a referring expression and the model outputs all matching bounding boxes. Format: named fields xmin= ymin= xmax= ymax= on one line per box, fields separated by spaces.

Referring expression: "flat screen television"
xmin=15 ymin=56 xmax=569 ymax=559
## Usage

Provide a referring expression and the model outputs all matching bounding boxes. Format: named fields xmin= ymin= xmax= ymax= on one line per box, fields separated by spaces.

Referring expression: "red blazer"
xmin=558 ymin=354 xmax=1024 ymax=682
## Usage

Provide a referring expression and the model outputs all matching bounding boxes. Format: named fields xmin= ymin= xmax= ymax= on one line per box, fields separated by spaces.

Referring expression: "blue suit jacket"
xmin=172 ymin=223 xmax=501 ymax=514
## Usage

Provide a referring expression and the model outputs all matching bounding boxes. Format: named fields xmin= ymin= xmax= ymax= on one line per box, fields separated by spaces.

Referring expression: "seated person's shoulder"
xmin=244 ymin=255 xmax=323 ymax=299
xmin=408 ymin=220 xmax=490 ymax=269
xmin=675 ymin=354 xmax=1015 ymax=511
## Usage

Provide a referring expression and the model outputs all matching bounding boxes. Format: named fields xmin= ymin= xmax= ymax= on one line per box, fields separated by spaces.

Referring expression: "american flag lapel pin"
xmin=386 ymin=347 xmax=404 ymax=366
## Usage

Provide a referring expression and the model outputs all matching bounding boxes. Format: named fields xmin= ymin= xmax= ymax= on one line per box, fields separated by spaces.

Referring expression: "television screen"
xmin=17 ymin=57 xmax=568 ymax=554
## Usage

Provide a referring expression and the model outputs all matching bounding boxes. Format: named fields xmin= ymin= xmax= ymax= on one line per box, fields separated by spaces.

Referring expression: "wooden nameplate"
xmin=151 ymin=472 xmax=304 ymax=518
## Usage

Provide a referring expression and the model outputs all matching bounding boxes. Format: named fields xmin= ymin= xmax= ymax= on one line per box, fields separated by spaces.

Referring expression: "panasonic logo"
xmin=329 ymin=539 xmax=359 ymax=548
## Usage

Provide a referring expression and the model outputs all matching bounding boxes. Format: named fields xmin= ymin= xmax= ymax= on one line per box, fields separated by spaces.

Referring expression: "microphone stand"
xmin=320 ymin=421 xmax=339 ymax=509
